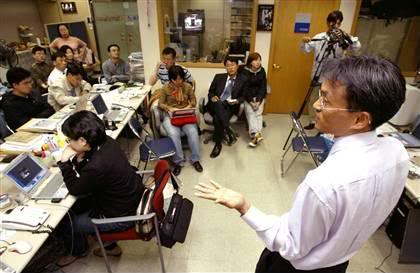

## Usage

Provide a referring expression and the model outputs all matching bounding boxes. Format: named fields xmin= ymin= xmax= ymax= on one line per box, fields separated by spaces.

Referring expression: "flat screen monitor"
xmin=180 ymin=10 xmax=205 ymax=34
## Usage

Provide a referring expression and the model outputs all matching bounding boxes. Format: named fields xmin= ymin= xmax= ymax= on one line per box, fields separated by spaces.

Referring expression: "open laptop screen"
xmin=5 ymin=154 xmax=48 ymax=193
xmin=91 ymin=94 xmax=108 ymax=115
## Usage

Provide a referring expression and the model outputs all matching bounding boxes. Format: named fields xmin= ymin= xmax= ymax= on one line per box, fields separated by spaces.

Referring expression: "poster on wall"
xmin=294 ymin=13 xmax=311 ymax=33
xmin=61 ymin=2 xmax=77 ymax=14
xmin=257 ymin=5 xmax=274 ymax=31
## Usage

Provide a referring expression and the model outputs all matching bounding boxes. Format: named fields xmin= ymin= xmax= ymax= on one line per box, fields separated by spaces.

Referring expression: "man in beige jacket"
xmin=48 ymin=63 xmax=91 ymax=111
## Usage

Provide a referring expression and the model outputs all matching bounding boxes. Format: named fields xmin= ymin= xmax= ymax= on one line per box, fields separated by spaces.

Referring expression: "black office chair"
xmin=198 ymin=97 xmax=244 ymax=144
xmin=280 ymin=112 xmax=329 ymax=177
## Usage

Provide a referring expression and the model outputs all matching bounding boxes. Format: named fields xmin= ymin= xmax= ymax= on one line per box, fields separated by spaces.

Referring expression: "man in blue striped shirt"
xmin=149 ymin=47 xmax=195 ymax=90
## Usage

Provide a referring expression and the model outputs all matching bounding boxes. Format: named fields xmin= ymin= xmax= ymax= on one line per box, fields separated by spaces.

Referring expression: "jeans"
xmin=162 ymin=115 xmax=200 ymax=164
xmin=244 ymin=100 xmax=265 ymax=137
xmin=59 ymin=208 xmax=133 ymax=255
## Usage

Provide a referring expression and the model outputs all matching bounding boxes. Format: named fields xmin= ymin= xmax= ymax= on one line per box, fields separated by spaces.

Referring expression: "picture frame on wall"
xmin=61 ymin=2 xmax=77 ymax=14
xmin=257 ymin=5 xmax=274 ymax=31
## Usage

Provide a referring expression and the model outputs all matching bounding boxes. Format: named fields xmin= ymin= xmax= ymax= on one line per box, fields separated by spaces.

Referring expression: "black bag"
xmin=159 ymin=174 xmax=193 ymax=248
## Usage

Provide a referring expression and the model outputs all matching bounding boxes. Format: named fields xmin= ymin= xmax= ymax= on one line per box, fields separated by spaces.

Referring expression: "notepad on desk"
xmin=4 ymin=132 xmax=43 ymax=146
xmin=17 ymin=118 xmax=61 ymax=133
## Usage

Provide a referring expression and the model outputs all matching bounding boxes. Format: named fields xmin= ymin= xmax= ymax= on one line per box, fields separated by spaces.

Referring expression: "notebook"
xmin=1 ymin=153 xmax=68 ymax=200
xmin=172 ymin=108 xmax=196 ymax=117
xmin=91 ymin=94 xmax=128 ymax=122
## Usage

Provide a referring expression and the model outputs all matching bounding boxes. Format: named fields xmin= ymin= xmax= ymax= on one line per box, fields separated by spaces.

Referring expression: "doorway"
xmin=266 ymin=0 xmax=340 ymax=113
xmin=90 ymin=0 xmax=142 ymax=63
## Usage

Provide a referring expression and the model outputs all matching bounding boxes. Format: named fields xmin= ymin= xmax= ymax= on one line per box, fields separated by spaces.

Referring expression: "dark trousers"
xmin=255 ymin=248 xmax=349 ymax=273
xmin=206 ymin=100 xmax=239 ymax=143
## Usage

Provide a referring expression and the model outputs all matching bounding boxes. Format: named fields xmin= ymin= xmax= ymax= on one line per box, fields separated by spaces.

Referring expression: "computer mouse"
xmin=109 ymin=85 xmax=120 ymax=91
xmin=8 ymin=241 xmax=32 ymax=254
xmin=377 ymin=134 xmax=384 ymax=137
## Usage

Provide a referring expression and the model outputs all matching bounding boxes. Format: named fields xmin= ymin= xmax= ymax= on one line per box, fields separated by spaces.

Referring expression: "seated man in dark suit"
xmin=1 ymin=67 xmax=55 ymax=131
xmin=206 ymin=56 xmax=246 ymax=158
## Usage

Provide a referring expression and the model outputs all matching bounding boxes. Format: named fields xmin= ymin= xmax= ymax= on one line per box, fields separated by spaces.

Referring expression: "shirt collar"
xmin=329 ymin=131 xmax=378 ymax=156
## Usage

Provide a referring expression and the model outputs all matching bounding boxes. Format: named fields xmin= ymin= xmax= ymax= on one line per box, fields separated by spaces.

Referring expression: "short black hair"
xmin=168 ymin=65 xmax=185 ymax=81
xmin=61 ymin=110 xmax=106 ymax=149
xmin=59 ymin=45 xmax=73 ymax=54
xmin=57 ymin=24 xmax=70 ymax=38
xmin=6 ymin=67 xmax=31 ymax=86
xmin=321 ymin=56 xmax=406 ymax=129
xmin=224 ymin=55 xmax=239 ymax=66
xmin=107 ymin=44 xmax=120 ymax=52
xmin=51 ymin=51 xmax=66 ymax=61
xmin=66 ymin=63 xmax=82 ymax=76
xmin=162 ymin=47 xmax=176 ymax=58
xmin=32 ymin=46 xmax=46 ymax=55
xmin=327 ymin=10 xmax=343 ymax=24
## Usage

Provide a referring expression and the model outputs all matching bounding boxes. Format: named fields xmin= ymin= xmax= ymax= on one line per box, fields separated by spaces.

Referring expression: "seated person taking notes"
xmin=158 ymin=65 xmax=203 ymax=176
xmin=207 ymin=56 xmax=246 ymax=158
xmin=48 ymin=64 xmax=91 ymax=111
xmin=55 ymin=111 xmax=144 ymax=257
xmin=102 ymin=44 xmax=130 ymax=83
xmin=0 ymin=67 xmax=54 ymax=131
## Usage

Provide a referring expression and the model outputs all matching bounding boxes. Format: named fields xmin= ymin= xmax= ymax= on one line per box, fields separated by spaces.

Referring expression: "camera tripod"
xmin=282 ymin=39 xmax=337 ymax=150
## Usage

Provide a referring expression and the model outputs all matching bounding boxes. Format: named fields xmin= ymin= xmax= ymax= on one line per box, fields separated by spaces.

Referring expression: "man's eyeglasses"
xmin=317 ymin=90 xmax=359 ymax=112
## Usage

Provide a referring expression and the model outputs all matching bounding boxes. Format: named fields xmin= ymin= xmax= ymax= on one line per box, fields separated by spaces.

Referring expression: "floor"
xmin=62 ymin=114 xmax=420 ymax=273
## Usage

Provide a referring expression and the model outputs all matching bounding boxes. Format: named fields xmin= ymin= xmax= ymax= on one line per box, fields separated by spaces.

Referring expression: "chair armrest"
xmin=199 ymin=97 xmax=207 ymax=114
xmin=136 ymin=170 xmax=154 ymax=175
xmin=91 ymin=213 xmax=156 ymax=225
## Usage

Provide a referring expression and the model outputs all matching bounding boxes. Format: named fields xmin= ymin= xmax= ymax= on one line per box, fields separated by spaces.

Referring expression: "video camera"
xmin=327 ymin=28 xmax=353 ymax=50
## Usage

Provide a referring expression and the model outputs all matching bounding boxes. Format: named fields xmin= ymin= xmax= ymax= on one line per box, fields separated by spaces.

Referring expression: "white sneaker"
xmin=248 ymin=137 xmax=258 ymax=148
xmin=256 ymin=132 xmax=264 ymax=143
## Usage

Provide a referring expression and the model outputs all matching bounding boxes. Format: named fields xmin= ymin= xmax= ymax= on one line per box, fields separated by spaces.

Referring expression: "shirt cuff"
xmin=240 ymin=206 xmax=268 ymax=230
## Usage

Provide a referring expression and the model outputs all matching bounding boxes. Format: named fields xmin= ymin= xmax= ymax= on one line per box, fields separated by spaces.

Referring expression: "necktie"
xmin=220 ymin=78 xmax=234 ymax=101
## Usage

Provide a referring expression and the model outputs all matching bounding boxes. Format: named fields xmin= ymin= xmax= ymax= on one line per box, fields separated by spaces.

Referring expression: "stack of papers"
xmin=0 ymin=134 xmax=47 ymax=154
xmin=17 ymin=119 xmax=61 ymax=133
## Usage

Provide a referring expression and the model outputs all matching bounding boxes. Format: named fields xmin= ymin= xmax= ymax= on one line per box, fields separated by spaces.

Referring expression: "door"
xmin=266 ymin=0 xmax=340 ymax=113
xmin=90 ymin=0 xmax=142 ymax=63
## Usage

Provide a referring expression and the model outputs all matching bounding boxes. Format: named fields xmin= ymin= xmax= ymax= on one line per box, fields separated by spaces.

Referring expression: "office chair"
xmin=91 ymin=160 xmax=170 ymax=273
xmin=198 ymin=97 xmax=244 ymax=144
xmin=280 ymin=112 xmax=329 ymax=177
xmin=128 ymin=117 xmax=176 ymax=170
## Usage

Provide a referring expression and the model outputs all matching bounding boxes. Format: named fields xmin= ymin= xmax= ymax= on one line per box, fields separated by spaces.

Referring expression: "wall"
xmin=140 ymin=0 xmax=358 ymax=99
xmin=0 ymin=0 xmax=45 ymax=43
xmin=36 ymin=0 xmax=98 ymax=55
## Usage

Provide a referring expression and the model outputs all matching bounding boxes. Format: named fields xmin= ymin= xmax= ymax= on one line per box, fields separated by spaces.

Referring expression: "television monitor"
xmin=180 ymin=10 xmax=205 ymax=34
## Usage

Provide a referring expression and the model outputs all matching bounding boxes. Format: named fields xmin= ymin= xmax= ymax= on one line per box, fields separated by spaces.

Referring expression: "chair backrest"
xmin=290 ymin=112 xmax=309 ymax=139
xmin=128 ymin=117 xmax=144 ymax=139
xmin=152 ymin=160 xmax=171 ymax=220
xmin=0 ymin=108 xmax=13 ymax=140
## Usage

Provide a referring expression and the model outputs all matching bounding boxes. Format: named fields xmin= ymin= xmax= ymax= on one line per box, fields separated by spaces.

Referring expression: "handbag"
xmin=170 ymin=114 xmax=197 ymax=127
xmin=159 ymin=173 xmax=194 ymax=248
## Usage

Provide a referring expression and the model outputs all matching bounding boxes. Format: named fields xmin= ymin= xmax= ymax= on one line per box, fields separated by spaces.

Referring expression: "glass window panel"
xmin=159 ymin=0 xmax=254 ymax=64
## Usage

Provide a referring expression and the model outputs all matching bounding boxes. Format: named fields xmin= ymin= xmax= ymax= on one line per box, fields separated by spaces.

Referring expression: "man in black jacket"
xmin=207 ymin=56 xmax=246 ymax=158
xmin=55 ymin=111 xmax=144 ymax=258
xmin=1 ymin=67 xmax=54 ymax=131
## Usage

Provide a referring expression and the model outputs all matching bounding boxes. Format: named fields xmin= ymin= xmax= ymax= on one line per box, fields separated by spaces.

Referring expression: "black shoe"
xmin=210 ymin=143 xmax=222 ymax=158
xmin=192 ymin=161 xmax=203 ymax=172
xmin=226 ymin=129 xmax=237 ymax=145
xmin=173 ymin=165 xmax=182 ymax=176
xmin=304 ymin=123 xmax=315 ymax=130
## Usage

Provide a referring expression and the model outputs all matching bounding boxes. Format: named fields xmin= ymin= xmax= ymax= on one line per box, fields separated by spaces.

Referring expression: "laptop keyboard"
xmin=34 ymin=175 xmax=68 ymax=199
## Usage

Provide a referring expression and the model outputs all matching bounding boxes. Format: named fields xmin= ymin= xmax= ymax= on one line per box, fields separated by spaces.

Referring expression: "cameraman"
xmin=301 ymin=10 xmax=361 ymax=130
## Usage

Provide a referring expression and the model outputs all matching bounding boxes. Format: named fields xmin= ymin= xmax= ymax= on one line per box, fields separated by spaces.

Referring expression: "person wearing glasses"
xmin=196 ymin=56 xmax=408 ymax=273
xmin=54 ymin=111 xmax=145 ymax=259
xmin=0 ymin=67 xmax=54 ymax=131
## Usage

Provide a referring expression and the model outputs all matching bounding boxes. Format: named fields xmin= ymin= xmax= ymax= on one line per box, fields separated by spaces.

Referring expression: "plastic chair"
xmin=91 ymin=160 xmax=170 ymax=273
xmin=128 ymin=117 xmax=176 ymax=170
xmin=280 ymin=112 xmax=329 ymax=177
xmin=198 ymin=97 xmax=244 ymax=144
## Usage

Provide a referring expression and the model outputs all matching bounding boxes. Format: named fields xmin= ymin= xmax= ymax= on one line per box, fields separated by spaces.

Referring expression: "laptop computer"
xmin=390 ymin=121 xmax=420 ymax=148
xmin=1 ymin=153 xmax=68 ymax=200
xmin=91 ymin=94 xmax=128 ymax=122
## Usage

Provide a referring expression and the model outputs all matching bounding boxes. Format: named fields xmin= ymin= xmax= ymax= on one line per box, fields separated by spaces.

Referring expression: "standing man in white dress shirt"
xmin=301 ymin=10 xmax=361 ymax=130
xmin=195 ymin=56 xmax=408 ymax=273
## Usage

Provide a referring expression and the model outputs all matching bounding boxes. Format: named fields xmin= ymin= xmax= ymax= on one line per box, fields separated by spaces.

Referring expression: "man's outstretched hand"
xmin=194 ymin=180 xmax=251 ymax=215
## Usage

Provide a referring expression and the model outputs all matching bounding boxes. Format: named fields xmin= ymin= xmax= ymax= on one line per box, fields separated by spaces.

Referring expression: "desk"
xmin=0 ymin=85 xmax=151 ymax=272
